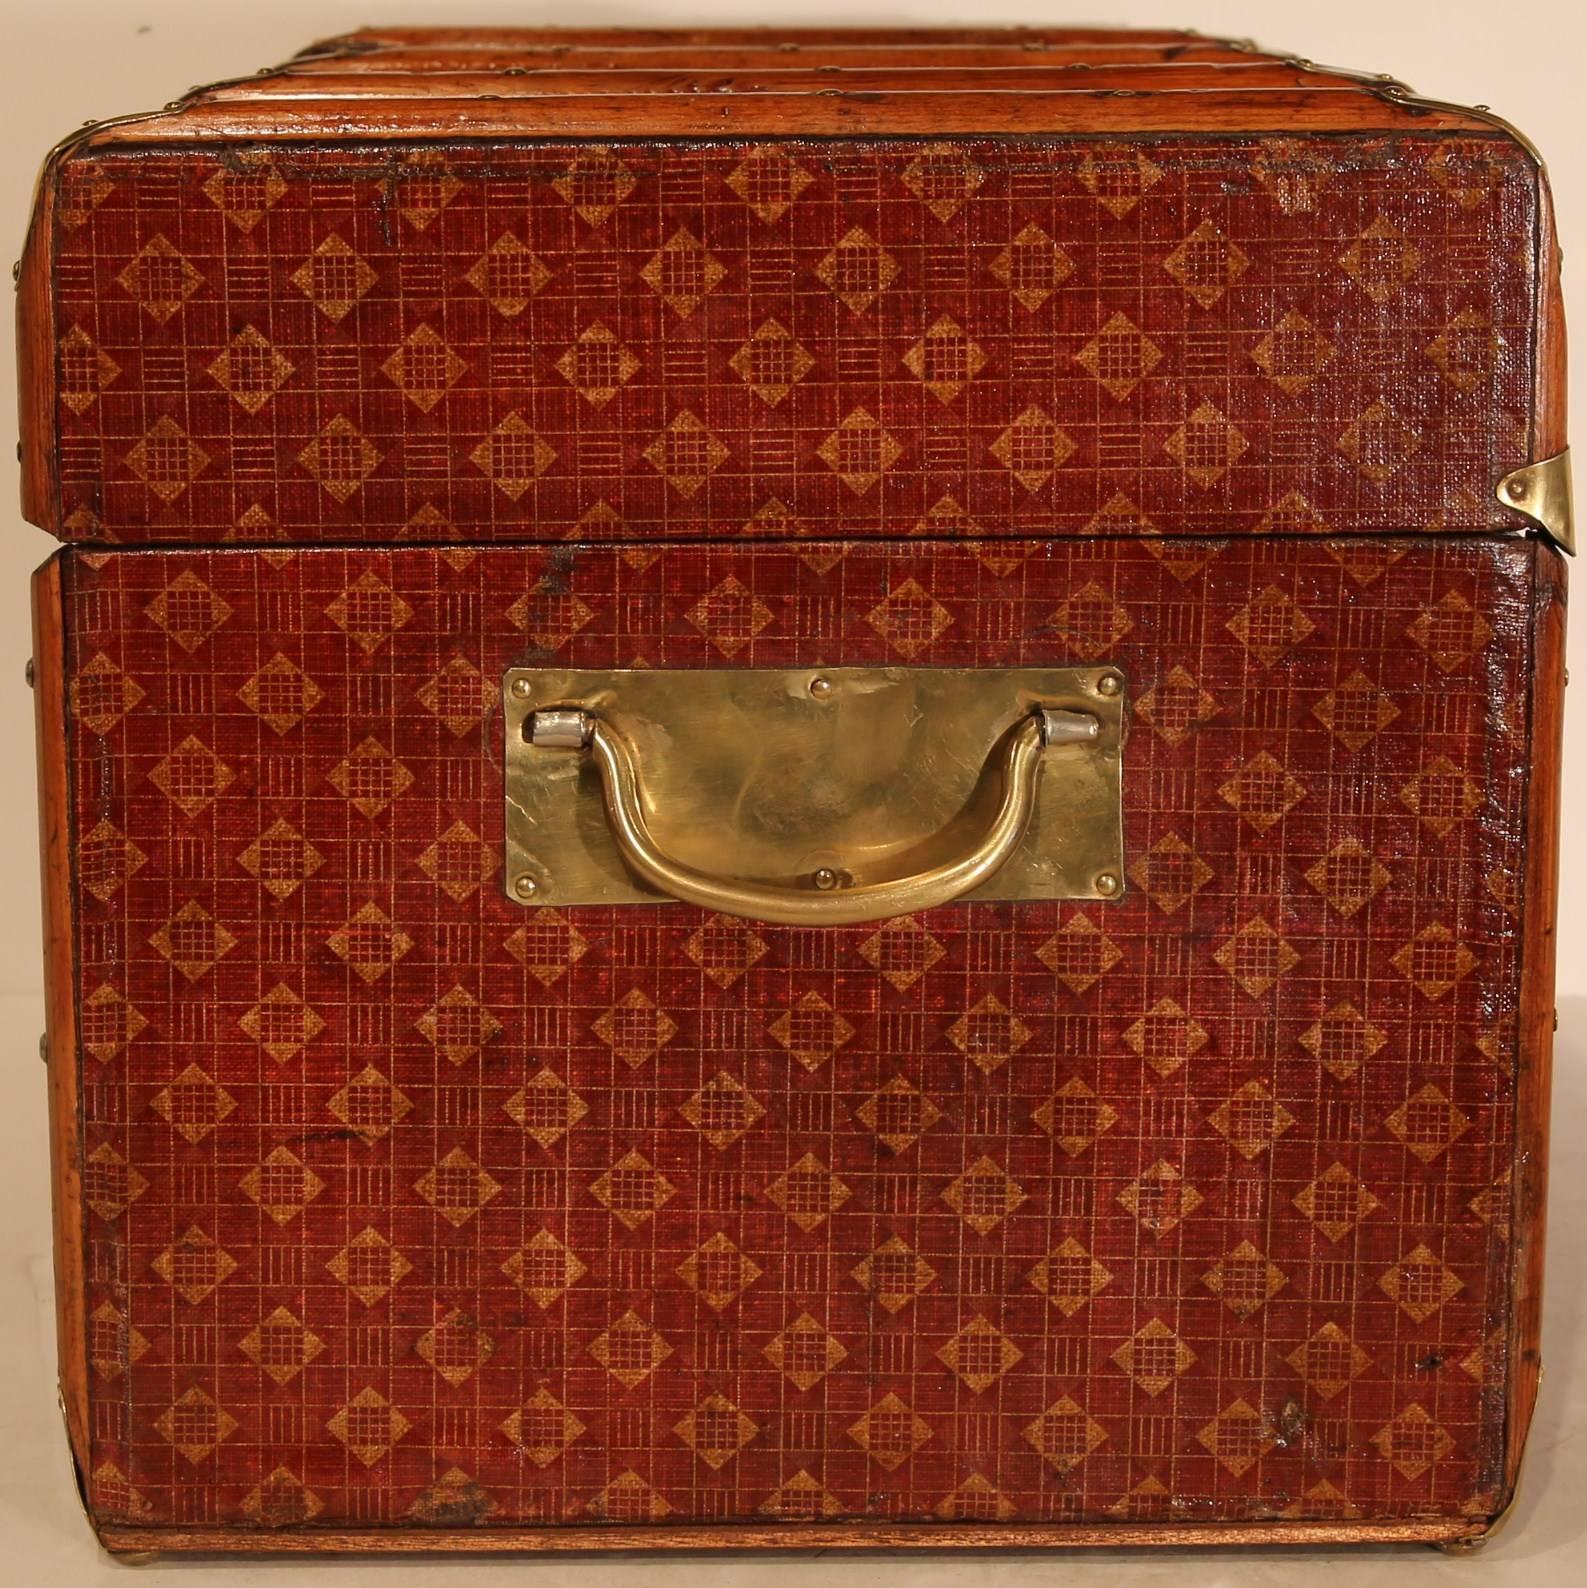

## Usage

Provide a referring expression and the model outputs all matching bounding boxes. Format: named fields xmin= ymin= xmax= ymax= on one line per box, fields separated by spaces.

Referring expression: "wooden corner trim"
xmin=32 ymin=553 xmax=87 ymax=1475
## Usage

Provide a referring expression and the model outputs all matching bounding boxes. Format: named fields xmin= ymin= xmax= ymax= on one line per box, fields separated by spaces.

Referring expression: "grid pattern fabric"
xmin=64 ymin=535 xmax=1531 ymax=1533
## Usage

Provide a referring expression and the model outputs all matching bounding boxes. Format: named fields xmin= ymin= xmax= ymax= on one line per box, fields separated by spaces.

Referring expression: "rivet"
xmin=1096 ymin=672 xmax=1123 ymax=697
xmin=812 ymin=867 xmax=839 ymax=890
xmin=1095 ymin=873 xmax=1121 ymax=897
xmin=809 ymin=676 xmax=833 ymax=700
xmin=513 ymin=875 xmax=538 ymax=901
xmin=510 ymin=677 xmax=533 ymax=700
xmin=1505 ymin=477 xmax=1529 ymax=503
xmin=24 ymin=659 xmax=35 ymax=689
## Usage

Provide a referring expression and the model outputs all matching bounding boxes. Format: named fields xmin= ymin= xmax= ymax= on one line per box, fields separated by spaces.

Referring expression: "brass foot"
xmin=1435 ymin=1534 xmax=1488 ymax=1555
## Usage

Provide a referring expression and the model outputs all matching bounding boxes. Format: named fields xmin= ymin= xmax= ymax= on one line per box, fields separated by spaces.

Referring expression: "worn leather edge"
xmin=33 ymin=553 xmax=89 ymax=1495
xmin=1534 ymin=167 xmax=1569 ymax=462
xmin=94 ymin=1517 xmax=1483 ymax=1555
xmin=1495 ymin=539 xmax=1567 ymax=1519
xmin=16 ymin=164 xmax=58 ymax=537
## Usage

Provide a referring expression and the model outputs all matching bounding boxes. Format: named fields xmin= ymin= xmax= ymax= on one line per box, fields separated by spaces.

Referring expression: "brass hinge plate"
xmin=503 ymin=665 xmax=1126 ymax=912
xmin=1498 ymin=448 xmax=1574 ymax=555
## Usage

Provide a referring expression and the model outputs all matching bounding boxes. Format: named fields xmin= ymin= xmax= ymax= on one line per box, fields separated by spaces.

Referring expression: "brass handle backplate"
xmin=503 ymin=665 xmax=1126 ymax=923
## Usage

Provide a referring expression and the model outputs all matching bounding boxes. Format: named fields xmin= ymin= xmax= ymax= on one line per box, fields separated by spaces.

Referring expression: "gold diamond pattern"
xmin=725 ymin=147 xmax=813 ymax=220
xmin=1295 ymin=1162 xmax=1381 ymax=1242
xmin=729 ymin=318 xmax=814 ymax=405
xmin=415 ymin=1148 xmax=501 ymax=1228
xmin=1024 ymin=1396 xmax=1107 ymax=1471
xmin=945 ymin=994 xmax=1031 ymax=1074
xmin=238 ymin=983 xmax=324 ymax=1062
xmin=818 ymin=407 xmax=903 ymax=494
xmin=156 ymin=1388 xmax=238 ymax=1464
xmin=1030 ymin=1237 xmax=1113 ymax=1316
xmin=903 ymin=315 xmax=988 ymax=402
xmin=1076 ymin=312 xmax=1162 ymax=399
xmin=1122 ymin=997 xmax=1210 ymax=1077
xmin=327 ymin=1228 xmax=413 ymax=1307
xmin=555 ymin=323 xmax=641 ymax=406
xmin=464 ymin=232 xmax=550 ymax=316
xmin=639 ymin=228 xmax=727 ymax=318
xmin=327 ymin=1066 xmax=413 ymax=1146
xmin=680 ymin=1071 xmax=766 ymax=1150
xmin=1118 ymin=1160 xmax=1203 ymax=1237
xmin=768 ymin=991 xmax=855 ymax=1069
xmin=1049 ymin=581 xmax=1133 ymax=657
xmin=290 ymin=235 xmax=376 ymax=321
xmin=678 ymin=1232 xmax=762 ymax=1311
xmin=327 ymin=904 xmax=414 ymax=984
xmin=591 ymin=1150 xmax=676 ymax=1229
xmin=816 ymin=227 xmax=898 ymax=312
xmin=470 ymin=412 xmax=556 ymax=498
xmin=381 ymin=325 xmax=466 ymax=412
xmin=1134 ymin=665 xmax=1218 ymax=746
xmin=505 ymin=1069 xmax=588 ymax=1150
xmin=1078 ymin=145 xmax=1164 ymax=217
xmin=1219 ymin=751 xmax=1306 ymax=832
xmin=1313 ymin=671 xmax=1400 ymax=751
xmin=767 ymin=1153 xmax=852 ymax=1232
xmin=149 ymin=735 xmax=235 ymax=818
xmin=1300 ymin=1002 xmax=1388 ymax=1081
xmin=1113 ymin=1319 xmax=1196 ymax=1395
xmin=1163 ymin=218 xmax=1250 ymax=308
xmin=328 ymin=737 xmax=414 ymax=817
xmin=1165 ymin=400 xmax=1248 ymax=488
xmin=645 ymin=411 xmax=730 ymax=497
xmin=505 ymin=909 xmax=590 ymax=986
xmin=501 ymin=1390 xmax=585 ymax=1467
xmin=152 ymin=1063 xmax=236 ymax=1144
xmin=416 ymin=985 xmax=502 ymax=1065
xmin=416 ymin=819 xmax=496 ymax=902
xmin=70 ymin=653 xmax=145 ymax=735
xmin=57 ymin=325 xmax=120 ymax=414
xmin=1427 ymin=307 xmax=1499 ymax=392
xmin=1202 ymin=1241 xmax=1288 ymax=1318
xmin=1391 ymin=923 xmax=1477 ymax=1000
xmin=89 ymin=1302 xmax=149 ymax=1381
xmin=503 ymin=1230 xmax=587 ymax=1309
xmin=866 ymin=578 xmax=952 ymax=658
xmin=1400 ymin=756 xmax=1482 ymax=837
xmin=1385 ymin=1085 xmax=1472 ymax=1163
xmin=207 ymin=325 xmax=294 ymax=414
xmin=763 ymin=1471 xmax=843 ymax=1521
xmin=852 ymin=1236 xmax=937 ymax=1314
xmin=589 ymin=1311 xmax=673 ymax=1388
xmin=126 ymin=416 xmax=209 ymax=502
xmin=417 ymin=655 xmax=496 ymax=736
xmin=1340 ymin=215 xmax=1421 ymax=303
xmin=593 ymin=988 xmax=678 ymax=1067
xmin=1196 ymin=1400 xmax=1274 ymax=1477
xmin=1288 ymin=1323 xmax=1371 ymax=1400
xmin=150 ymin=900 xmax=236 ymax=981
xmin=991 ymin=405 xmax=1076 ymax=491
xmin=240 ymin=1146 xmax=325 ymax=1225
xmin=240 ymin=1307 xmax=325 ymax=1386
xmin=1252 ymin=311 xmax=1335 ymax=395
xmin=1212 ymin=919 xmax=1301 ymax=998
xmin=590 ymin=1470 xmax=671 ymax=1523
xmin=1305 ymin=839 xmax=1392 ymax=916
xmin=238 ymin=653 xmax=324 ymax=734
xmin=83 ymin=1143 xmax=149 ymax=1222
xmin=237 ymin=819 xmax=324 ymax=901
xmin=989 ymin=222 xmax=1074 ymax=310
xmin=328 ymin=1389 xmax=412 ymax=1467
xmin=1127 ymin=832 xmax=1213 ymax=914
xmin=1038 ymin=914 xmax=1124 ymax=994
xmin=855 ymin=1077 xmax=942 ymax=1153
xmin=765 ymin=1313 xmax=848 ymax=1390
xmin=675 ymin=1394 xmax=758 ymax=1470
xmin=848 ymin=1393 xmax=931 ymax=1470
xmin=551 ymin=147 xmax=636 ymax=225
xmin=1033 ymin=1078 xmax=1120 ymax=1157
xmin=117 ymin=235 xmax=201 ymax=322
xmin=1406 ymin=592 xmax=1493 ymax=673
xmin=1338 ymin=399 xmax=1422 ymax=483
xmin=1371 ymin=1405 xmax=1455 ymax=1480
xmin=1226 ymin=585 xmax=1316 ymax=667
xmin=153 ymin=1226 xmax=238 ymax=1304
xmin=938 ymin=1316 xmax=1023 ymax=1393
xmin=78 ymin=819 xmax=147 ymax=902
xmin=942 ymin=1156 xmax=1027 ymax=1235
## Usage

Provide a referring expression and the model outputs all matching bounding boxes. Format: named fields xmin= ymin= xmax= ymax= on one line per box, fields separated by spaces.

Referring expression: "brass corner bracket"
xmin=1498 ymin=449 xmax=1574 ymax=556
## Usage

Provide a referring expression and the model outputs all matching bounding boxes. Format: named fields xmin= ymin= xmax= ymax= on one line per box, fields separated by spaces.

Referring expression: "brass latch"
xmin=1498 ymin=448 xmax=1574 ymax=556
xmin=503 ymin=666 xmax=1126 ymax=925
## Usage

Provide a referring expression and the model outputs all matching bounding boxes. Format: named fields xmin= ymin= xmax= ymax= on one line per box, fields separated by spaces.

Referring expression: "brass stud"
xmin=1506 ymin=476 xmax=1529 ymax=503
xmin=510 ymin=677 xmax=533 ymax=700
xmin=812 ymin=867 xmax=840 ymax=890
xmin=1096 ymin=671 xmax=1123 ymax=697
xmin=1095 ymin=872 xmax=1121 ymax=897
xmin=513 ymin=875 xmax=538 ymax=901
xmin=809 ymin=676 xmax=833 ymax=700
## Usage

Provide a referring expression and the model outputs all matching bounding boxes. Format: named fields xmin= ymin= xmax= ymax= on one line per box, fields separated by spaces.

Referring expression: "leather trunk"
xmin=16 ymin=25 xmax=1568 ymax=1555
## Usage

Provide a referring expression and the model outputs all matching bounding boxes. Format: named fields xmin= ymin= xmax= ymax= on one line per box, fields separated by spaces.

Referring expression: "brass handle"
xmin=525 ymin=705 xmax=1094 ymax=926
